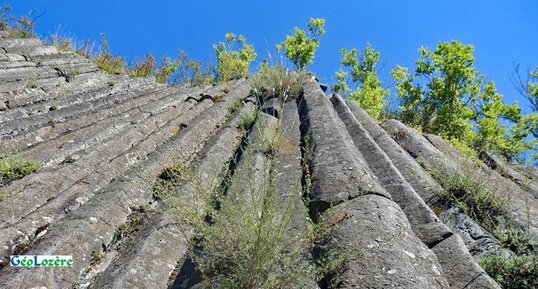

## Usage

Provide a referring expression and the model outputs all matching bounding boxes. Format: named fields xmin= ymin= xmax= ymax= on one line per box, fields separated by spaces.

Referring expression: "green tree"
xmin=333 ymin=44 xmax=389 ymax=120
xmin=514 ymin=65 xmax=538 ymax=113
xmin=472 ymin=81 xmax=532 ymax=159
xmin=392 ymin=41 xmax=534 ymax=160
xmin=214 ymin=33 xmax=256 ymax=81
xmin=513 ymin=65 xmax=538 ymax=140
xmin=391 ymin=41 xmax=480 ymax=137
xmin=277 ymin=18 xmax=325 ymax=69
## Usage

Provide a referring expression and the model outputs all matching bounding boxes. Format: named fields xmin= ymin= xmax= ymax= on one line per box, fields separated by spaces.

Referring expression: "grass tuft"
xmin=0 ymin=151 xmax=42 ymax=185
xmin=429 ymin=164 xmax=537 ymax=287
xmin=429 ymin=165 xmax=511 ymax=230
xmin=251 ymin=63 xmax=303 ymax=102
xmin=478 ymin=254 xmax=537 ymax=289
xmin=238 ymin=111 xmax=257 ymax=132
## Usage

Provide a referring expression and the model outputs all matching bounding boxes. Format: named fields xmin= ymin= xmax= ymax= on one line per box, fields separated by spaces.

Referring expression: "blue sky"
xmin=9 ymin=0 xmax=538 ymax=111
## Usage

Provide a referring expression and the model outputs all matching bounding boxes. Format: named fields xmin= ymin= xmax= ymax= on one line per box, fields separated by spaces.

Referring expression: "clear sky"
xmin=8 ymin=0 xmax=538 ymax=111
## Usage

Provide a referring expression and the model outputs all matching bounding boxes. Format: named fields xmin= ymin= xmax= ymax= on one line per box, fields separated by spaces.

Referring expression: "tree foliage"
xmin=333 ymin=44 xmax=389 ymax=120
xmin=392 ymin=41 xmax=535 ymax=161
xmin=514 ymin=65 xmax=538 ymax=113
xmin=214 ymin=33 xmax=256 ymax=81
xmin=277 ymin=18 xmax=325 ymax=69
xmin=513 ymin=65 xmax=538 ymax=142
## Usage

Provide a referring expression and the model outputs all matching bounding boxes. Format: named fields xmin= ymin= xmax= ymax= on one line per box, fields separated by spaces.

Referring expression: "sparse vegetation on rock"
xmin=0 ymin=4 xmax=35 ymax=38
xmin=0 ymin=151 xmax=41 ymax=186
xmin=0 ymin=5 xmax=537 ymax=289
xmin=251 ymin=63 xmax=302 ymax=101
xmin=94 ymin=33 xmax=129 ymax=75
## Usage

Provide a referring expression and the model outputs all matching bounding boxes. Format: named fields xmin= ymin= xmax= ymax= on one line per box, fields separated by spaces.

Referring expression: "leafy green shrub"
xmin=156 ymin=153 xmax=312 ymax=288
xmin=131 ymin=50 xmax=214 ymax=84
xmin=94 ymin=33 xmax=128 ymax=75
xmin=163 ymin=50 xmax=213 ymax=85
xmin=0 ymin=152 xmax=42 ymax=185
xmin=251 ymin=62 xmax=302 ymax=102
xmin=214 ymin=33 xmax=256 ymax=82
xmin=333 ymin=44 xmax=389 ymax=121
xmin=448 ymin=137 xmax=481 ymax=163
xmin=152 ymin=55 xmax=178 ymax=83
xmin=131 ymin=52 xmax=156 ymax=78
xmin=478 ymin=254 xmax=537 ymax=289
xmin=277 ymin=18 xmax=325 ymax=69
xmin=496 ymin=228 xmax=536 ymax=255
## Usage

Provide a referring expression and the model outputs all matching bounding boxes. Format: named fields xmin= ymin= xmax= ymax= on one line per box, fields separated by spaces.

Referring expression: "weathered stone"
xmin=300 ymin=76 xmax=389 ymax=215
xmin=87 ymin=213 xmax=190 ymax=289
xmin=273 ymin=101 xmax=317 ymax=288
xmin=424 ymin=133 xmax=538 ymax=238
xmin=348 ymin=102 xmax=442 ymax=204
xmin=0 ymin=37 xmax=518 ymax=289
xmin=350 ymin=104 xmax=505 ymax=275
xmin=261 ymin=97 xmax=282 ymax=118
xmin=0 ymin=38 xmax=45 ymax=54
xmin=478 ymin=151 xmax=538 ymax=198
xmin=0 ymin=81 xmax=251 ymax=288
xmin=332 ymin=94 xmax=451 ymax=248
xmin=88 ymin=105 xmax=251 ymax=289
xmin=0 ymin=99 xmax=211 ymax=260
xmin=439 ymin=207 xmax=507 ymax=258
xmin=432 ymin=235 xmax=501 ymax=289
xmin=322 ymin=195 xmax=449 ymax=289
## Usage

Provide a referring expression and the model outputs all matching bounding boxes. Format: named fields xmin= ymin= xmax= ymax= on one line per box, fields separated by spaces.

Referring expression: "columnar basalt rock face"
xmin=0 ymin=37 xmax=533 ymax=288
xmin=301 ymin=78 xmax=450 ymax=289
xmin=347 ymin=103 xmax=506 ymax=259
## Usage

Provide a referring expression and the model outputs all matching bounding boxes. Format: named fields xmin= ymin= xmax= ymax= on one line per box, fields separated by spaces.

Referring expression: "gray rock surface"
xmin=2 ymin=37 xmax=531 ymax=288
xmin=322 ymin=195 xmax=449 ymax=289
xmin=300 ymin=76 xmax=388 ymax=215
xmin=424 ymin=133 xmax=538 ymax=238
xmin=331 ymin=94 xmax=451 ymax=248
xmin=432 ymin=235 xmax=501 ymax=289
